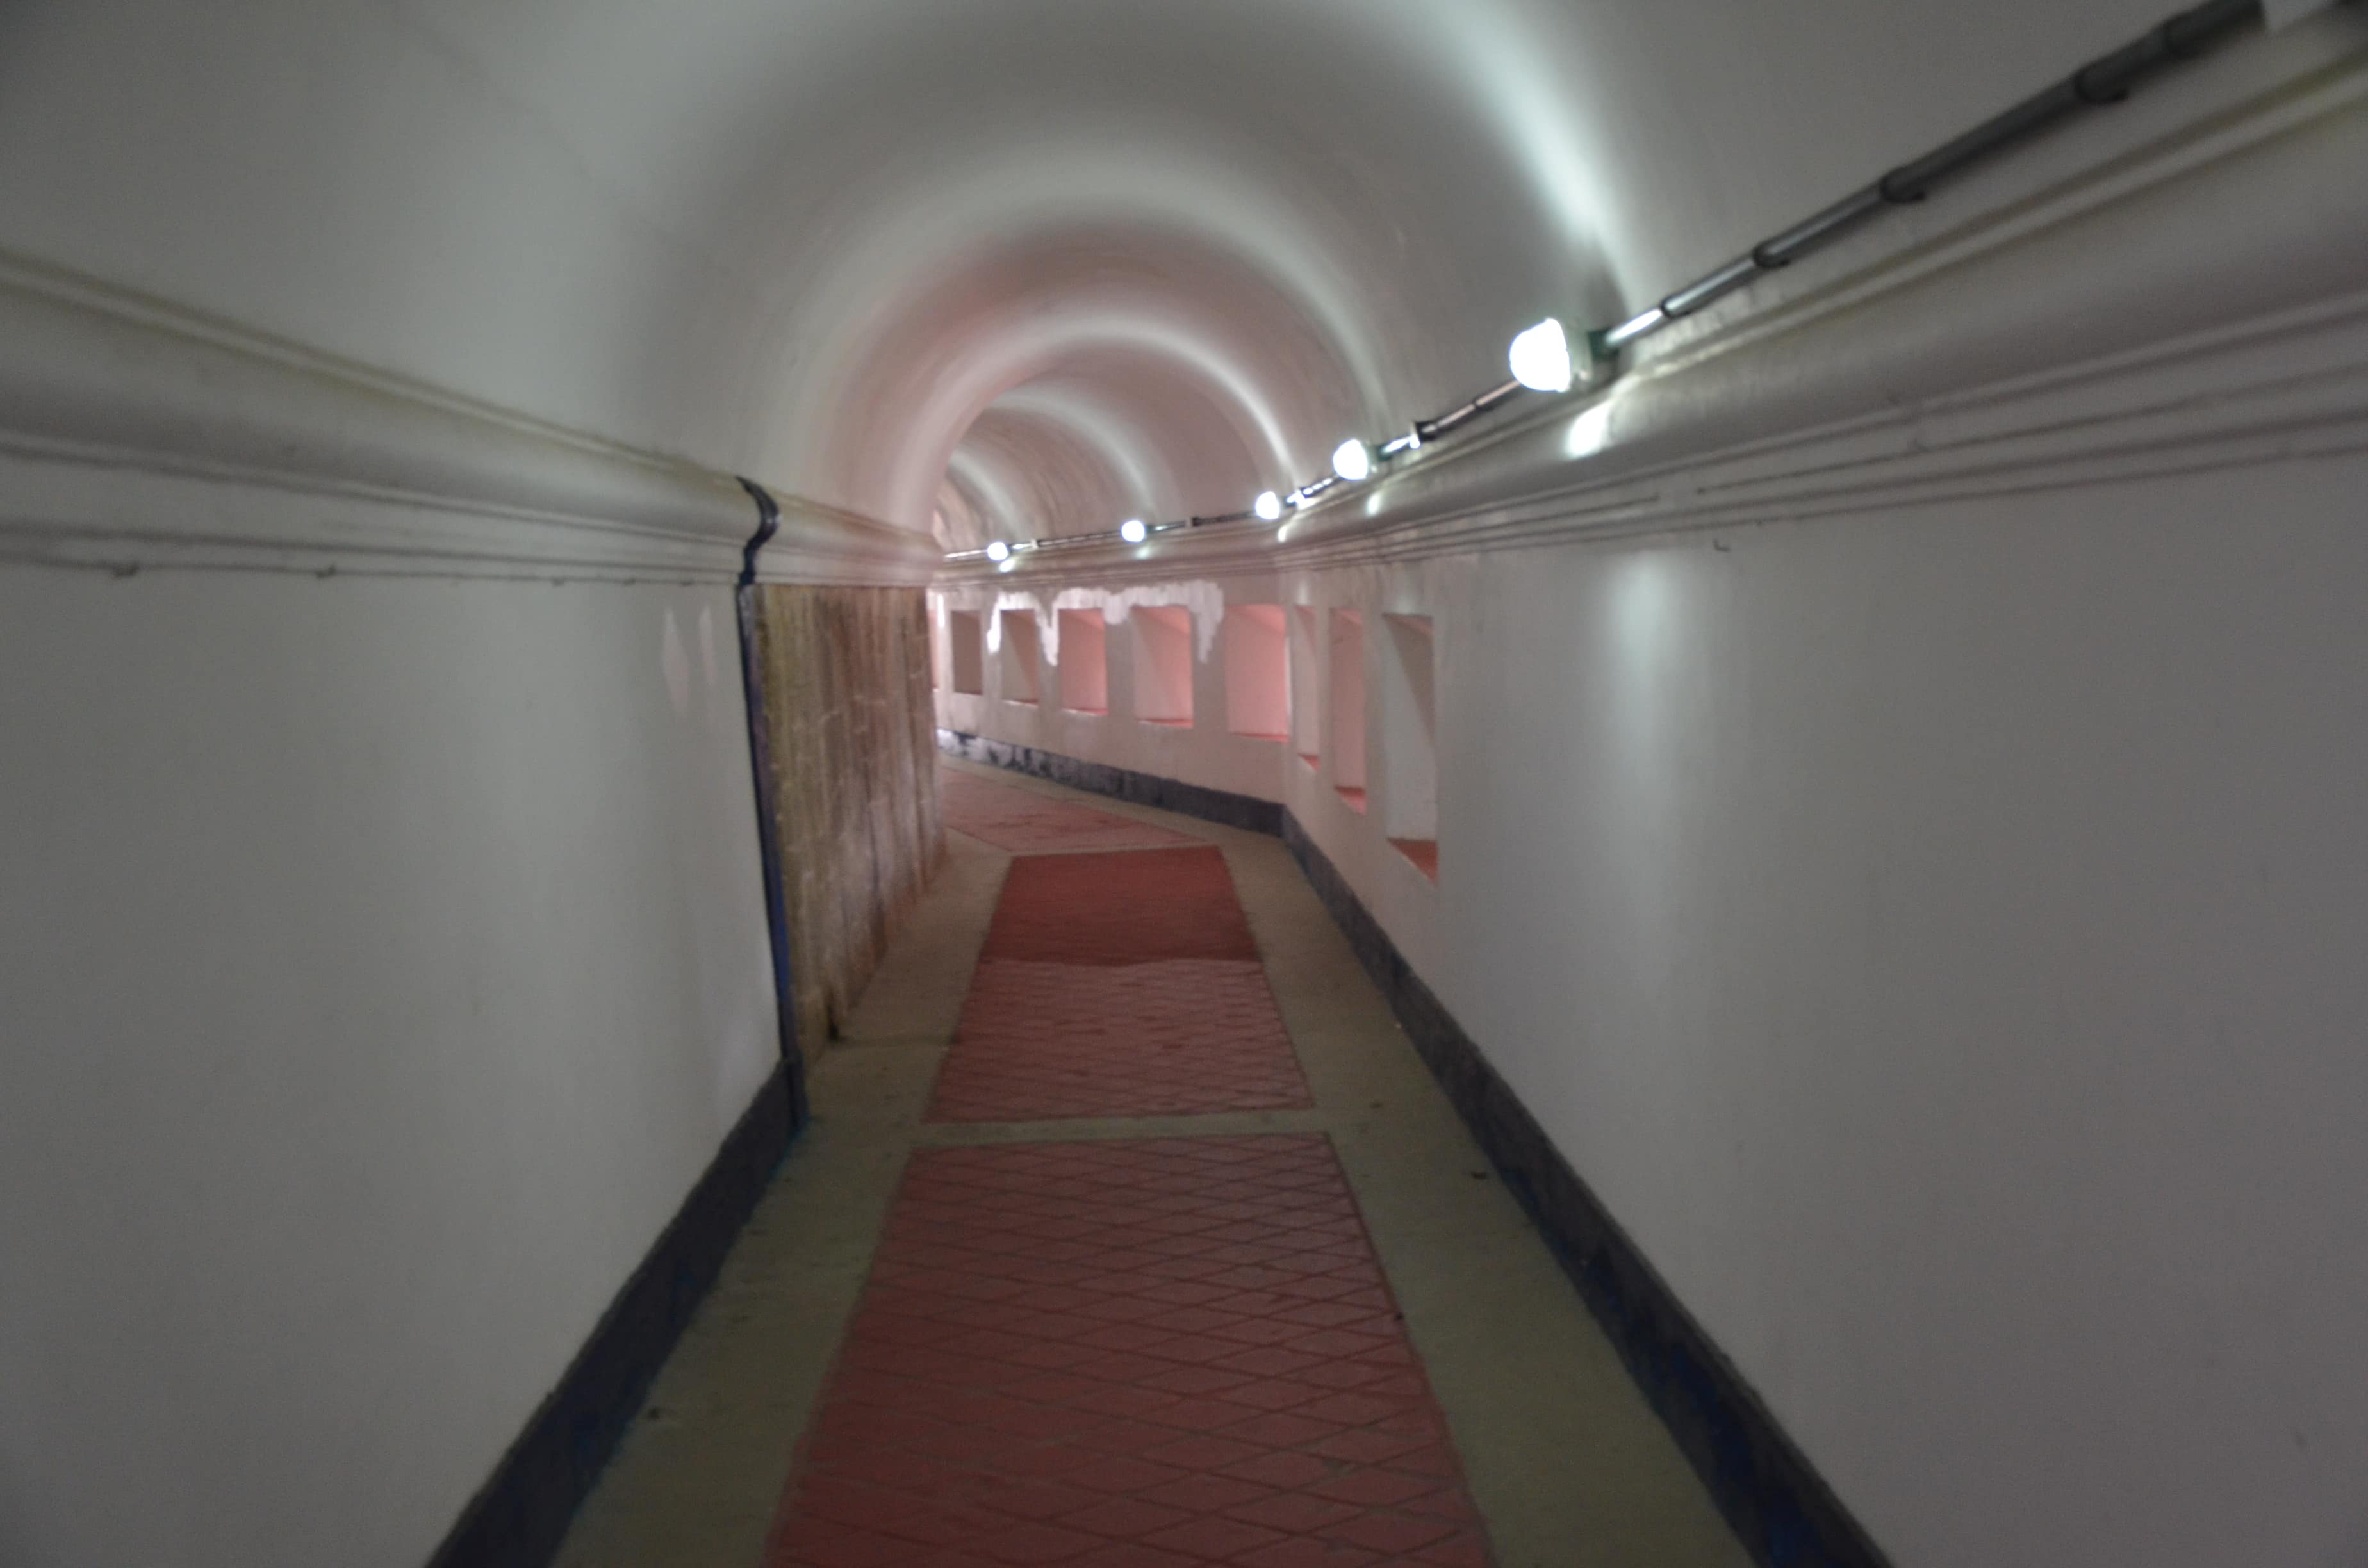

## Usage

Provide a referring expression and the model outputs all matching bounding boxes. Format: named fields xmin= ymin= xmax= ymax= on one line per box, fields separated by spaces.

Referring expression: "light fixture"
xmin=1119 ymin=518 xmax=1147 ymax=544
xmin=1254 ymin=491 xmax=1283 ymax=522
xmin=1509 ymin=318 xmax=1575 ymax=394
xmin=1331 ymin=439 xmax=1372 ymax=482
xmin=985 ymin=539 xmax=1010 ymax=562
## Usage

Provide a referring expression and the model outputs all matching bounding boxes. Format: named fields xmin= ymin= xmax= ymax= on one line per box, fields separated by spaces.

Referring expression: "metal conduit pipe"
xmin=944 ymin=0 xmax=2300 ymax=566
xmin=1601 ymin=0 xmax=2269 ymax=346
xmin=733 ymin=478 xmax=809 ymax=1127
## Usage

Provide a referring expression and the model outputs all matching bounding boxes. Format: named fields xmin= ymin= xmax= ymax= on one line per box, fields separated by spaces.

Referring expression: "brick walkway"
xmin=767 ymin=1139 xmax=1488 ymax=1568
xmin=930 ymin=844 xmax=1309 ymax=1122
xmin=941 ymin=770 xmax=1199 ymax=855
xmin=765 ymin=806 xmax=1494 ymax=1566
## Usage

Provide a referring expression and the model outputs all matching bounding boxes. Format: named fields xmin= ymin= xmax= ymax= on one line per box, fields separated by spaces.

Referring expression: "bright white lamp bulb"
xmin=985 ymin=539 xmax=1011 ymax=562
xmin=1331 ymin=439 xmax=1373 ymax=483
xmin=1509 ymin=318 xmax=1575 ymax=394
xmin=1119 ymin=518 xmax=1148 ymax=544
xmin=1254 ymin=491 xmax=1283 ymax=522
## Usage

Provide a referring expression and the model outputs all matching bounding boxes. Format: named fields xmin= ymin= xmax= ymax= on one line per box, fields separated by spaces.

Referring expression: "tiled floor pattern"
xmin=941 ymin=769 xmax=1200 ymax=855
xmin=765 ymin=1138 xmax=1490 ymax=1567
xmin=930 ymin=844 xmax=1307 ymax=1122
xmin=980 ymin=846 xmax=1262 ymax=967
xmin=932 ymin=960 xmax=1311 ymax=1122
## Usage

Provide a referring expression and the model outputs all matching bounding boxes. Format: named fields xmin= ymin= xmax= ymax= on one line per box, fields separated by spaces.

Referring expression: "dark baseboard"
xmin=937 ymin=728 xmax=1284 ymax=837
xmin=427 ymin=1063 xmax=798 ymax=1568
xmin=939 ymin=733 xmax=1887 ymax=1568
xmin=1279 ymin=815 xmax=1892 ymax=1568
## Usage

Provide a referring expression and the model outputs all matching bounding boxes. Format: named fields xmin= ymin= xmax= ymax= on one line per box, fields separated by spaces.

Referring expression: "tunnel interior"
xmin=3 ymin=4 xmax=2367 ymax=1568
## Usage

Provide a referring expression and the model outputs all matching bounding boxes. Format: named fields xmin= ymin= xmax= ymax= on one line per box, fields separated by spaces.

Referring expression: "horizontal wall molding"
xmin=428 ymin=1062 xmax=798 ymax=1568
xmin=944 ymin=735 xmax=1893 ymax=1568
xmin=942 ymin=43 xmax=2368 ymax=587
xmin=0 ymin=252 xmax=939 ymax=585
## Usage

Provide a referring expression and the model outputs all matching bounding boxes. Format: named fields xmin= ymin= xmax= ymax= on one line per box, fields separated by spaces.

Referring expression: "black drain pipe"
xmin=734 ymin=477 xmax=807 ymax=1129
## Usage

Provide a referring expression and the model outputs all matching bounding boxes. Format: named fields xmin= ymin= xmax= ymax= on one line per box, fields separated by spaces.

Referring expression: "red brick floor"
xmin=942 ymin=771 xmax=1201 ymax=855
xmin=764 ymin=1138 xmax=1490 ymax=1567
xmin=931 ymin=960 xmax=1310 ymax=1122
xmin=981 ymin=847 xmax=1261 ymax=968
xmin=932 ymin=845 xmax=1308 ymax=1122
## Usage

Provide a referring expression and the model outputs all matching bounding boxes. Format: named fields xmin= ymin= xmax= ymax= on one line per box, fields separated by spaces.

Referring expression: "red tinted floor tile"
xmin=930 ymin=959 xmax=1311 ymax=1122
xmin=941 ymin=771 xmax=1200 ymax=856
xmin=978 ymin=845 xmax=1261 ymax=967
xmin=766 ymin=1138 xmax=1490 ymax=1567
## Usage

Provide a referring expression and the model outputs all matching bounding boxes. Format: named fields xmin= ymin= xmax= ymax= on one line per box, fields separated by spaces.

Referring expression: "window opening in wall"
xmin=998 ymin=608 xmax=1041 ymax=705
xmin=948 ymin=609 xmax=985 ymax=696
xmin=1222 ymin=605 xmax=1288 ymax=742
xmin=1329 ymin=609 xmax=1366 ymax=812
xmin=1292 ymin=604 xmax=1322 ymax=768
xmin=1057 ymin=608 xmax=1109 ymax=714
xmin=1133 ymin=605 xmax=1194 ymax=726
xmin=1380 ymin=614 xmax=1438 ymax=881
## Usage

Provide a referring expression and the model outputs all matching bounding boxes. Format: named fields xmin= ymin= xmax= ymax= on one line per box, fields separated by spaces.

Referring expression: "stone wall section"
xmin=753 ymin=585 xmax=943 ymax=1046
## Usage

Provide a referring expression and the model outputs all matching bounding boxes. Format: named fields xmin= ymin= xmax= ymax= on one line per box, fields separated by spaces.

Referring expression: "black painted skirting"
xmin=944 ymin=733 xmax=1891 ymax=1568
xmin=427 ymin=1063 xmax=798 ymax=1568
xmin=938 ymin=728 xmax=1284 ymax=837
xmin=1281 ymin=818 xmax=1893 ymax=1568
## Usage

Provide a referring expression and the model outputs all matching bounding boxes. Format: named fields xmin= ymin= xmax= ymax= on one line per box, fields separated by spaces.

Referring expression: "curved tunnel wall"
xmin=1 ymin=2 xmax=2365 ymax=1567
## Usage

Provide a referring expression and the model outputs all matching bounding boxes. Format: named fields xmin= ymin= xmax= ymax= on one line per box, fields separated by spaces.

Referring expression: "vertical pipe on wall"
xmin=734 ymin=478 xmax=808 ymax=1127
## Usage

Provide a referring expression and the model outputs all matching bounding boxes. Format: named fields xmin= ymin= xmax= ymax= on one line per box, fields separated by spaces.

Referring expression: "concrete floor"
xmin=554 ymin=759 xmax=1748 ymax=1568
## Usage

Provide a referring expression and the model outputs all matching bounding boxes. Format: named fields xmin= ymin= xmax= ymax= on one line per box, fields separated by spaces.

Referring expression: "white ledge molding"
xmin=0 ymin=256 xmax=936 ymax=586
xmin=941 ymin=36 xmax=2368 ymax=587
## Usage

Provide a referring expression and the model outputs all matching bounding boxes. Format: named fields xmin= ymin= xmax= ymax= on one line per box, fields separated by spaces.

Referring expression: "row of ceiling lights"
xmin=966 ymin=0 xmax=2294 ymax=570
xmin=976 ymin=316 xmax=1585 ymax=567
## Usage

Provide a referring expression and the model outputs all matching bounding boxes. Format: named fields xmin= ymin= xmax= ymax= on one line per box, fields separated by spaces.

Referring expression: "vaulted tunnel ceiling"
xmin=0 ymin=0 xmax=2187 ymax=553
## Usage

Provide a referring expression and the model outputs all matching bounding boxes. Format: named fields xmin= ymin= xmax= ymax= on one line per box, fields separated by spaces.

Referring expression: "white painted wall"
xmin=925 ymin=54 xmax=2368 ymax=1565
xmin=0 ymin=569 xmax=780 ymax=1568
xmin=933 ymin=572 xmax=1294 ymax=803
xmin=946 ymin=444 xmax=2368 ymax=1568
xmin=1407 ymin=462 xmax=2368 ymax=1568
xmin=1222 ymin=605 xmax=1290 ymax=741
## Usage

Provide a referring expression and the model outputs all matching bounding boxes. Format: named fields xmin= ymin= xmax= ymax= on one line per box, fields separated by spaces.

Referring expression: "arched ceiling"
xmin=0 ymin=0 xmax=2182 ymax=553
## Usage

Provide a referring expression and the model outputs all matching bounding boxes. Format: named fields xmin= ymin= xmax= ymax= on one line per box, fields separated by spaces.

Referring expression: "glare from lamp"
xmin=1254 ymin=491 xmax=1283 ymax=522
xmin=1119 ymin=518 xmax=1147 ymax=544
xmin=1509 ymin=318 xmax=1575 ymax=394
xmin=985 ymin=539 xmax=1011 ymax=562
xmin=1331 ymin=439 xmax=1373 ymax=483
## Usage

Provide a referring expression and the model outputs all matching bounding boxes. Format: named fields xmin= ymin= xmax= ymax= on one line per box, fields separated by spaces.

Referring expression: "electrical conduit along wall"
xmin=920 ymin=62 xmax=2368 ymax=1565
xmin=751 ymin=585 xmax=945 ymax=1047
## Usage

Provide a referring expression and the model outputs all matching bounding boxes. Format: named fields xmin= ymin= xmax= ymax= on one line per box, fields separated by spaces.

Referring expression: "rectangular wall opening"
xmin=1057 ymin=608 xmax=1109 ymax=714
xmin=1132 ymin=605 xmax=1194 ymax=726
xmin=1329 ymin=609 xmax=1366 ymax=812
xmin=1381 ymin=614 xmax=1438 ymax=879
xmin=1222 ymin=605 xmax=1288 ymax=741
xmin=948 ymin=608 xmax=985 ymax=695
xmin=997 ymin=608 xmax=1040 ymax=705
xmin=1291 ymin=604 xmax=1322 ymax=769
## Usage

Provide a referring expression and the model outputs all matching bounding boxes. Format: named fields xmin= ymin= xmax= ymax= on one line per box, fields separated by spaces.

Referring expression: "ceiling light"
xmin=1119 ymin=518 xmax=1147 ymax=544
xmin=1254 ymin=491 xmax=1283 ymax=522
xmin=985 ymin=540 xmax=1010 ymax=562
xmin=1509 ymin=318 xmax=1574 ymax=393
xmin=1331 ymin=439 xmax=1372 ymax=482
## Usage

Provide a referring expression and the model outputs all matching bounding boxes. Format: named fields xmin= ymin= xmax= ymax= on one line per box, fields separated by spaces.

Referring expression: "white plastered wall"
xmin=917 ymin=56 xmax=2368 ymax=1561
xmin=0 ymin=570 xmax=780 ymax=1568
xmin=933 ymin=570 xmax=1294 ymax=804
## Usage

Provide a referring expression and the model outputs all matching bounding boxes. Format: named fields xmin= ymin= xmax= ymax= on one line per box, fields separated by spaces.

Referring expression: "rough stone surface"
xmin=756 ymin=585 xmax=944 ymax=1044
